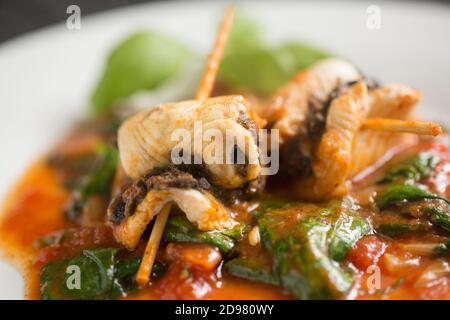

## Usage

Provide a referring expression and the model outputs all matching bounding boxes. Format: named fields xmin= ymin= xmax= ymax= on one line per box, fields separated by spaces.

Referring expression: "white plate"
xmin=0 ymin=0 xmax=449 ymax=299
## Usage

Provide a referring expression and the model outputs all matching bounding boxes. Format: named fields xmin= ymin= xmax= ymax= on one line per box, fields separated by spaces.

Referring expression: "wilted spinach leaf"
xmin=40 ymin=248 xmax=140 ymax=300
xmin=376 ymin=223 xmax=427 ymax=237
xmin=34 ymin=230 xmax=73 ymax=249
xmin=163 ymin=215 xmax=241 ymax=253
xmin=434 ymin=238 xmax=450 ymax=255
xmin=254 ymin=200 xmax=370 ymax=299
xmin=65 ymin=145 xmax=118 ymax=221
xmin=224 ymin=258 xmax=279 ymax=286
xmin=378 ymin=152 xmax=436 ymax=184
xmin=427 ymin=206 xmax=450 ymax=232
xmin=328 ymin=214 xmax=372 ymax=261
xmin=376 ymin=184 xmax=450 ymax=210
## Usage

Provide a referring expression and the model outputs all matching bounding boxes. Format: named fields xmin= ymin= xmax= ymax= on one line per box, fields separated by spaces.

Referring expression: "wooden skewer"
xmin=135 ymin=204 xmax=171 ymax=286
xmin=136 ymin=5 xmax=235 ymax=287
xmin=362 ymin=118 xmax=442 ymax=136
xmin=196 ymin=5 xmax=234 ymax=100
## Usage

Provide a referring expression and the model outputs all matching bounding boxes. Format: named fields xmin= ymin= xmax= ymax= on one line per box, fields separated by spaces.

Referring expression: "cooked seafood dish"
xmin=1 ymin=6 xmax=450 ymax=300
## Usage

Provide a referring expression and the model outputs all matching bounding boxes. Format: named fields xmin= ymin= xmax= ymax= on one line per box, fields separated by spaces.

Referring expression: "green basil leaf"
xmin=219 ymin=14 xmax=331 ymax=96
xmin=224 ymin=258 xmax=279 ymax=286
xmin=274 ymin=42 xmax=330 ymax=78
xmin=91 ymin=31 xmax=189 ymax=114
xmin=219 ymin=48 xmax=289 ymax=96
xmin=225 ymin=13 xmax=263 ymax=54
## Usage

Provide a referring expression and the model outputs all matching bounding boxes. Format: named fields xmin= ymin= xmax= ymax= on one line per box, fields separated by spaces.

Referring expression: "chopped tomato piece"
xmin=347 ymin=235 xmax=387 ymax=271
xmin=420 ymin=142 xmax=449 ymax=158
xmin=152 ymin=262 xmax=217 ymax=300
xmin=419 ymin=142 xmax=450 ymax=195
xmin=165 ymin=243 xmax=222 ymax=272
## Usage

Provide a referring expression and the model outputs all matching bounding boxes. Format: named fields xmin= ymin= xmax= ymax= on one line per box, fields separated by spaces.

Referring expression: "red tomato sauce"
xmin=1 ymin=141 xmax=449 ymax=300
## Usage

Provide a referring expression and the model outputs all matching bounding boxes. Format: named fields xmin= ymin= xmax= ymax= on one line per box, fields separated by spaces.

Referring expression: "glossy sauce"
xmin=350 ymin=142 xmax=450 ymax=299
xmin=1 ymin=141 xmax=449 ymax=300
xmin=0 ymin=161 xmax=288 ymax=299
